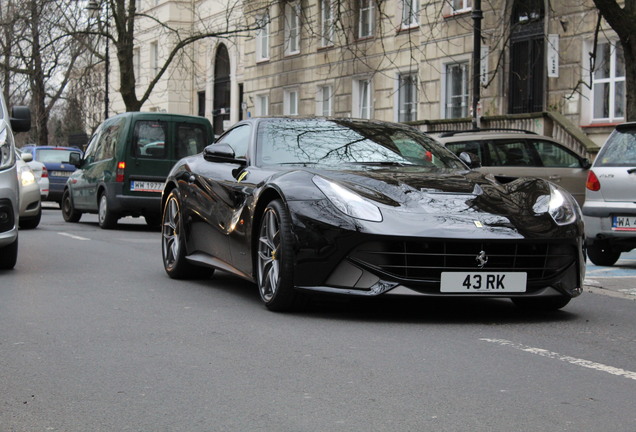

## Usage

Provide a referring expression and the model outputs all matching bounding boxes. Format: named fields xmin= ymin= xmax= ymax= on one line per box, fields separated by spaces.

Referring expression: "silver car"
xmin=583 ymin=122 xmax=636 ymax=266
xmin=15 ymin=151 xmax=42 ymax=229
xmin=0 ymin=94 xmax=31 ymax=269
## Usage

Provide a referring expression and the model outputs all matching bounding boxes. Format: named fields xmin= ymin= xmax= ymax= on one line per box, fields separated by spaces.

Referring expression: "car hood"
xmin=288 ymin=165 xmax=575 ymax=239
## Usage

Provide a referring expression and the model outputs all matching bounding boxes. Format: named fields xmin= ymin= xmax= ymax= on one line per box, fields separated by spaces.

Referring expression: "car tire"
xmin=162 ymin=189 xmax=214 ymax=279
xmin=62 ymin=190 xmax=82 ymax=223
xmin=586 ymin=244 xmax=621 ymax=266
xmin=98 ymin=193 xmax=117 ymax=229
xmin=256 ymin=199 xmax=305 ymax=312
xmin=0 ymin=237 xmax=18 ymax=270
xmin=19 ymin=207 xmax=41 ymax=229
xmin=511 ymin=296 xmax=571 ymax=311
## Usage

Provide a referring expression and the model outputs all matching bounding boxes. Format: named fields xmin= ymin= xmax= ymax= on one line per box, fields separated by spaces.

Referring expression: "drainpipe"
xmin=472 ymin=0 xmax=482 ymax=129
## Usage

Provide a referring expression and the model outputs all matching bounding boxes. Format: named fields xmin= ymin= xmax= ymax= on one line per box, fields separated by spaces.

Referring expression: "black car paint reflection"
xmin=161 ymin=118 xmax=585 ymax=311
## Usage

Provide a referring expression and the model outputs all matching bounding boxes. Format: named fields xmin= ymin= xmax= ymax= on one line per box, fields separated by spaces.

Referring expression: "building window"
xmin=150 ymin=41 xmax=159 ymax=74
xmin=284 ymin=89 xmax=299 ymax=115
xmin=353 ymin=79 xmax=371 ymax=119
xmin=358 ymin=0 xmax=374 ymax=38
xmin=320 ymin=0 xmax=334 ymax=47
xmin=256 ymin=13 xmax=270 ymax=61
xmin=592 ymin=41 xmax=625 ymax=122
xmin=401 ymin=0 xmax=419 ymax=28
xmin=317 ymin=85 xmax=333 ymax=116
xmin=285 ymin=2 xmax=300 ymax=55
xmin=255 ymin=94 xmax=269 ymax=116
xmin=448 ymin=0 xmax=471 ymax=14
xmin=398 ymin=73 xmax=417 ymax=122
xmin=445 ymin=62 xmax=469 ymax=118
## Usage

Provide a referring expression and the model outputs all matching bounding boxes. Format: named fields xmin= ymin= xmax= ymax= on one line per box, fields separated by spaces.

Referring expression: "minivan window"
xmin=134 ymin=120 xmax=168 ymax=159
xmin=176 ymin=124 xmax=208 ymax=159
xmin=96 ymin=120 xmax=125 ymax=161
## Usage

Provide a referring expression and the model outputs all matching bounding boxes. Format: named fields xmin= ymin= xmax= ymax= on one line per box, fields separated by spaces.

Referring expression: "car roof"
xmin=434 ymin=129 xmax=559 ymax=144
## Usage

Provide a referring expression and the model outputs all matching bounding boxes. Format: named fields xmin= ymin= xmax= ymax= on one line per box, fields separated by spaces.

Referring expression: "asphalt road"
xmin=1 ymin=207 xmax=635 ymax=432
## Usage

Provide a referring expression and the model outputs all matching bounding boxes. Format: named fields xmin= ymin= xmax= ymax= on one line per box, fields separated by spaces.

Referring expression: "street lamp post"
xmin=472 ymin=0 xmax=482 ymax=129
xmin=87 ymin=0 xmax=109 ymax=120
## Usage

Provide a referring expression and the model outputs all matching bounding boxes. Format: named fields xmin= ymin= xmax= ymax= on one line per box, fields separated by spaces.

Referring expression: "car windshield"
xmin=595 ymin=127 xmax=636 ymax=167
xmin=256 ymin=119 xmax=465 ymax=169
xmin=36 ymin=148 xmax=78 ymax=163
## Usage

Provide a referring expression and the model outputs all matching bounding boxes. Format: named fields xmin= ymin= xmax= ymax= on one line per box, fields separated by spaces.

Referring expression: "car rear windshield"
xmin=36 ymin=148 xmax=78 ymax=164
xmin=595 ymin=128 xmax=636 ymax=167
xmin=256 ymin=119 xmax=465 ymax=169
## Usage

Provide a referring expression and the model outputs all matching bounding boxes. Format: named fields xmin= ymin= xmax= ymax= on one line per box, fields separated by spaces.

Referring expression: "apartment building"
xmin=107 ymin=0 xmax=623 ymax=147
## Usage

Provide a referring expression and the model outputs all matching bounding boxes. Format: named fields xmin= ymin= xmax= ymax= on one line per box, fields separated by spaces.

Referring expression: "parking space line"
xmin=481 ymin=338 xmax=636 ymax=381
xmin=58 ymin=232 xmax=90 ymax=241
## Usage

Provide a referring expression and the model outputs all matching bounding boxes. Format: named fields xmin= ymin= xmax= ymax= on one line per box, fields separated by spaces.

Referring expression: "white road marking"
xmin=481 ymin=338 xmax=636 ymax=381
xmin=58 ymin=232 xmax=90 ymax=241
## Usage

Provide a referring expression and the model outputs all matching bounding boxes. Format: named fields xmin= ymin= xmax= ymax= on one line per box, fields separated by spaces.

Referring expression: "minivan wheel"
xmin=62 ymin=190 xmax=82 ymax=223
xmin=98 ymin=193 xmax=118 ymax=229
xmin=587 ymin=244 xmax=621 ymax=266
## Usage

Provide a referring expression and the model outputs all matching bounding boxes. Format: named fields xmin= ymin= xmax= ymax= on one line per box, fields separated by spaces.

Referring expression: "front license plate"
xmin=441 ymin=272 xmax=527 ymax=293
xmin=612 ymin=216 xmax=636 ymax=231
xmin=130 ymin=181 xmax=163 ymax=193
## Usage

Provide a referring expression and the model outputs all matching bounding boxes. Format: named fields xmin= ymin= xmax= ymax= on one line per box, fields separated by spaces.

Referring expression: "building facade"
xmin=106 ymin=0 xmax=624 ymax=148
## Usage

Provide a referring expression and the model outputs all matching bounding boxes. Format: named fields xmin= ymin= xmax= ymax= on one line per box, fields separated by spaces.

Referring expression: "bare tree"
xmin=592 ymin=0 xmax=636 ymax=121
xmin=0 ymin=0 xmax=88 ymax=146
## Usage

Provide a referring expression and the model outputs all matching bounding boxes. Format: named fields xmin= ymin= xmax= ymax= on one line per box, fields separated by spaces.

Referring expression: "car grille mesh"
xmin=348 ymin=240 xmax=576 ymax=282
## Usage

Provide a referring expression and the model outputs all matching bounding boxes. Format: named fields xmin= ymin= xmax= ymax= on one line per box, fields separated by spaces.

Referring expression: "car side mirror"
xmin=582 ymin=158 xmax=592 ymax=169
xmin=20 ymin=152 xmax=33 ymax=162
xmin=10 ymin=106 xmax=31 ymax=133
xmin=459 ymin=151 xmax=481 ymax=169
xmin=204 ymin=143 xmax=241 ymax=163
xmin=69 ymin=151 xmax=82 ymax=166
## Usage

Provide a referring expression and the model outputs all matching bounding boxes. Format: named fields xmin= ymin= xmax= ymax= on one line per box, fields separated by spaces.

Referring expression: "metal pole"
xmin=472 ymin=0 xmax=482 ymax=129
xmin=104 ymin=0 xmax=109 ymax=119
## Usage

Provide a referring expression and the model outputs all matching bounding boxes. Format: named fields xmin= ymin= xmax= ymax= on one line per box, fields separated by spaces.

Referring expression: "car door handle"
xmin=548 ymin=175 xmax=561 ymax=180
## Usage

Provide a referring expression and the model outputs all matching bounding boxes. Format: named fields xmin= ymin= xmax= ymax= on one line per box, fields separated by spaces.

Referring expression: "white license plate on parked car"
xmin=441 ymin=272 xmax=527 ymax=293
xmin=130 ymin=181 xmax=163 ymax=192
xmin=612 ymin=216 xmax=636 ymax=231
xmin=51 ymin=171 xmax=71 ymax=177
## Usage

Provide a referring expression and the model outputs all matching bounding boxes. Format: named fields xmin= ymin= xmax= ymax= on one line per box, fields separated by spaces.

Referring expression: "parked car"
xmin=436 ymin=129 xmax=591 ymax=206
xmin=161 ymin=117 xmax=585 ymax=312
xmin=0 ymin=94 xmax=31 ymax=269
xmin=583 ymin=122 xmax=636 ymax=266
xmin=20 ymin=152 xmax=49 ymax=199
xmin=20 ymin=145 xmax=82 ymax=205
xmin=62 ymin=112 xmax=213 ymax=229
xmin=15 ymin=151 xmax=42 ymax=229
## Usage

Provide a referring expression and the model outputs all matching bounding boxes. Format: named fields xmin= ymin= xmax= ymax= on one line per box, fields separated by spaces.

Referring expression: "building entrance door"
xmin=509 ymin=0 xmax=545 ymax=114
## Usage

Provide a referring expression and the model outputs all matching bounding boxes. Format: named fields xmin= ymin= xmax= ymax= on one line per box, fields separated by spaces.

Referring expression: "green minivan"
xmin=62 ymin=112 xmax=213 ymax=229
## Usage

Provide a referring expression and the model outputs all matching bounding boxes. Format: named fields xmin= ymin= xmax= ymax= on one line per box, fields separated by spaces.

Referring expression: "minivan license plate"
xmin=612 ymin=216 xmax=636 ymax=231
xmin=131 ymin=181 xmax=163 ymax=192
xmin=441 ymin=272 xmax=527 ymax=293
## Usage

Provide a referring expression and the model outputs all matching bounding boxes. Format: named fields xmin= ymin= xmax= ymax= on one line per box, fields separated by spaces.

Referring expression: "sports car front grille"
xmin=348 ymin=240 xmax=577 ymax=283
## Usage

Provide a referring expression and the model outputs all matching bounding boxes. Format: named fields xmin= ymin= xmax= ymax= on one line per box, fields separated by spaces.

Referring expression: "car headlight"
xmin=0 ymin=127 xmax=16 ymax=170
xmin=312 ymin=175 xmax=383 ymax=222
xmin=18 ymin=165 xmax=36 ymax=186
xmin=533 ymin=184 xmax=579 ymax=226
